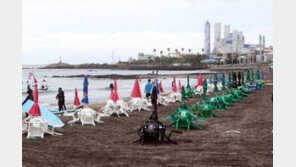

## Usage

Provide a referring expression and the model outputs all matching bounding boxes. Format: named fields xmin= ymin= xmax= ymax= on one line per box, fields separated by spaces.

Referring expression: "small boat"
xmin=39 ymin=87 xmax=49 ymax=91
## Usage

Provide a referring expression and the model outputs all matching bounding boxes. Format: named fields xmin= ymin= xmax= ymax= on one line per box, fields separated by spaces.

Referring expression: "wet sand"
xmin=22 ymin=67 xmax=273 ymax=167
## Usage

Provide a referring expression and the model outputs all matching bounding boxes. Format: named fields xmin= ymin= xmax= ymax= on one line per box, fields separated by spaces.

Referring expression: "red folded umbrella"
xmin=178 ymin=80 xmax=182 ymax=90
xmin=172 ymin=76 xmax=177 ymax=92
xmin=159 ymin=81 xmax=164 ymax=93
xmin=195 ymin=73 xmax=203 ymax=88
xmin=74 ymin=88 xmax=80 ymax=106
xmin=131 ymin=77 xmax=142 ymax=98
xmin=110 ymin=78 xmax=119 ymax=102
xmin=28 ymin=84 xmax=41 ymax=117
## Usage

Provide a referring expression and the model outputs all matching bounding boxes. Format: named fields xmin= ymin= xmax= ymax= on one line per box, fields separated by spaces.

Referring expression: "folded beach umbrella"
xmin=110 ymin=78 xmax=119 ymax=102
xmin=131 ymin=77 xmax=142 ymax=98
xmin=260 ymin=69 xmax=264 ymax=80
xmin=218 ymin=72 xmax=221 ymax=83
xmin=224 ymin=71 xmax=227 ymax=81
xmin=159 ymin=81 xmax=164 ymax=93
xmin=255 ymin=69 xmax=260 ymax=80
xmin=28 ymin=84 xmax=41 ymax=117
xmin=186 ymin=74 xmax=191 ymax=89
xmin=74 ymin=88 xmax=80 ymax=106
xmin=208 ymin=73 xmax=213 ymax=84
xmin=195 ymin=74 xmax=203 ymax=88
xmin=172 ymin=76 xmax=177 ymax=92
xmin=81 ymin=75 xmax=89 ymax=104
xmin=178 ymin=80 xmax=182 ymax=90
xmin=153 ymin=77 xmax=160 ymax=94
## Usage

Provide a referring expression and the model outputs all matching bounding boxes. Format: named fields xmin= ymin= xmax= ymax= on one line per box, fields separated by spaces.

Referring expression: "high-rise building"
xmin=224 ymin=25 xmax=230 ymax=38
xmin=259 ymin=35 xmax=262 ymax=46
xmin=263 ymin=36 xmax=265 ymax=48
xmin=204 ymin=20 xmax=211 ymax=55
xmin=232 ymin=30 xmax=239 ymax=52
xmin=214 ymin=22 xmax=221 ymax=53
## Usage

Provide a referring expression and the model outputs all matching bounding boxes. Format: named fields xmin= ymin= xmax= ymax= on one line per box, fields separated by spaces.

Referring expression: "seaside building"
xmin=224 ymin=25 xmax=230 ymax=38
xmin=205 ymin=20 xmax=272 ymax=64
xmin=138 ymin=53 xmax=155 ymax=63
xmin=213 ymin=22 xmax=221 ymax=54
xmin=204 ymin=20 xmax=211 ymax=55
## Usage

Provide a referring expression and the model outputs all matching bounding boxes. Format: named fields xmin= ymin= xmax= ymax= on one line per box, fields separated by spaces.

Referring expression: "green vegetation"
xmin=119 ymin=54 xmax=210 ymax=66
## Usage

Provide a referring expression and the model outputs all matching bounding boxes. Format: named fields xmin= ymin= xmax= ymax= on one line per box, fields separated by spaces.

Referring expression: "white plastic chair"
xmin=27 ymin=117 xmax=47 ymax=139
xmin=80 ymin=108 xmax=96 ymax=126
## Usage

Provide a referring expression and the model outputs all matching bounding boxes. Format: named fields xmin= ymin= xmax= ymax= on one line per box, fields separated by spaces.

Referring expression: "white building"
xmin=204 ymin=20 xmax=211 ymax=55
xmin=224 ymin=25 xmax=230 ymax=38
xmin=213 ymin=22 xmax=221 ymax=53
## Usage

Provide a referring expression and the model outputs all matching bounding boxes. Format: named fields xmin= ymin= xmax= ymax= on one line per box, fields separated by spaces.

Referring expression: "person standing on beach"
xmin=232 ymin=72 xmax=237 ymax=88
xmin=22 ymin=87 xmax=34 ymax=117
xmin=144 ymin=79 xmax=153 ymax=98
xmin=238 ymin=72 xmax=241 ymax=86
xmin=56 ymin=87 xmax=66 ymax=111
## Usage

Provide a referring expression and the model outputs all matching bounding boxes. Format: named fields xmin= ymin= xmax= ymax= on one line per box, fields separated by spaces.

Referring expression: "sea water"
xmin=22 ymin=65 xmax=211 ymax=108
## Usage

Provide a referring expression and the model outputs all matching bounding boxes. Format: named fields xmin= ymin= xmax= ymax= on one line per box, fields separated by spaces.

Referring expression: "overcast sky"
xmin=22 ymin=0 xmax=273 ymax=65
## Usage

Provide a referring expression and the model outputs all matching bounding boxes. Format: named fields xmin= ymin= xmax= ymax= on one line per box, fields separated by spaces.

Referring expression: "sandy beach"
xmin=22 ymin=67 xmax=273 ymax=166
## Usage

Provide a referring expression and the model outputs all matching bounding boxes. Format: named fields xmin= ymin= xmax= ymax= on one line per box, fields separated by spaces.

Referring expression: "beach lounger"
xmin=22 ymin=98 xmax=64 ymax=136
xmin=101 ymin=100 xmax=130 ymax=117
xmin=95 ymin=112 xmax=109 ymax=123
xmin=167 ymin=92 xmax=182 ymax=103
xmin=128 ymin=98 xmax=151 ymax=112
xmin=50 ymin=109 xmax=76 ymax=114
xmin=64 ymin=109 xmax=80 ymax=125
xmin=158 ymin=96 xmax=170 ymax=106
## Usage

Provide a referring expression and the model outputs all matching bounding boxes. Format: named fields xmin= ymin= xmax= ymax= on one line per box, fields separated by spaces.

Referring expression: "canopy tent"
xmin=200 ymin=59 xmax=218 ymax=63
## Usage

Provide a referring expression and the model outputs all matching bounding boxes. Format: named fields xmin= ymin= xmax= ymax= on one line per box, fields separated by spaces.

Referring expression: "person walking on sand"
xmin=144 ymin=79 xmax=153 ymax=99
xmin=56 ymin=87 xmax=66 ymax=111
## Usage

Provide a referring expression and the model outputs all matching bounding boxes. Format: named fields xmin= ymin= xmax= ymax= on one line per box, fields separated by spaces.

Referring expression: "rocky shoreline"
xmin=41 ymin=64 xmax=208 ymax=71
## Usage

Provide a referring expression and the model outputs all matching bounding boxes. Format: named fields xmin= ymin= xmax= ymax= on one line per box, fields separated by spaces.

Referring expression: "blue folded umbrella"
xmin=81 ymin=75 xmax=89 ymax=104
xmin=153 ymin=77 xmax=160 ymax=94
xmin=218 ymin=72 xmax=221 ymax=82
xmin=208 ymin=73 xmax=213 ymax=84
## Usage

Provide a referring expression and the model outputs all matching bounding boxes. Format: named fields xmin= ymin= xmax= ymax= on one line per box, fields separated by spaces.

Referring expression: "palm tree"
xmin=175 ymin=49 xmax=178 ymax=57
xmin=188 ymin=48 xmax=191 ymax=54
xmin=153 ymin=49 xmax=156 ymax=56
xmin=181 ymin=48 xmax=184 ymax=52
xmin=160 ymin=50 xmax=163 ymax=56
